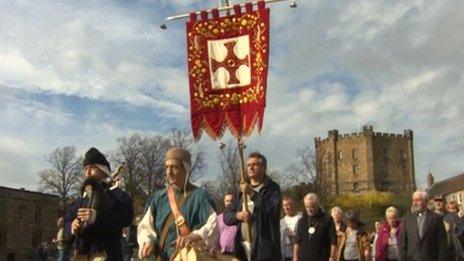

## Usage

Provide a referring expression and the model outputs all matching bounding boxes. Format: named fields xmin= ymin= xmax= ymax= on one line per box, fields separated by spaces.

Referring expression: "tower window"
xmin=400 ymin=149 xmax=407 ymax=160
xmin=338 ymin=150 xmax=343 ymax=160
xmin=380 ymin=182 xmax=389 ymax=191
xmin=35 ymin=205 xmax=41 ymax=222
xmin=353 ymin=182 xmax=360 ymax=192
xmin=383 ymin=148 xmax=389 ymax=161
xmin=352 ymin=149 xmax=358 ymax=159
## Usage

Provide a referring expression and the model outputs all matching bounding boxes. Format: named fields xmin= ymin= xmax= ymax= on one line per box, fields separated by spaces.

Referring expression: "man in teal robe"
xmin=137 ymin=148 xmax=218 ymax=261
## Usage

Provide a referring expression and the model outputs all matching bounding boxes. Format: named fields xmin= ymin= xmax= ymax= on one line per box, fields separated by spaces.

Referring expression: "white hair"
xmin=385 ymin=206 xmax=399 ymax=217
xmin=303 ymin=193 xmax=319 ymax=204
xmin=331 ymin=206 xmax=343 ymax=216
xmin=413 ymin=190 xmax=428 ymax=200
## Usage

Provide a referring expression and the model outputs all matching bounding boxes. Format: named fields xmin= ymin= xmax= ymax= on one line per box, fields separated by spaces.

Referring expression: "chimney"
xmin=427 ymin=173 xmax=435 ymax=188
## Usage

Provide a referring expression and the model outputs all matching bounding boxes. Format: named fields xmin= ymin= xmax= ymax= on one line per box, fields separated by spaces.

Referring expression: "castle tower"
xmin=315 ymin=126 xmax=416 ymax=195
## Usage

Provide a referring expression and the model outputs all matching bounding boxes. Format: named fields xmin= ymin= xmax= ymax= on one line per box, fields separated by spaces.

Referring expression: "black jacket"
xmin=399 ymin=210 xmax=447 ymax=261
xmin=441 ymin=211 xmax=464 ymax=261
xmin=224 ymin=176 xmax=282 ymax=261
xmin=295 ymin=209 xmax=337 ymax=261
xmin=65 ymin=184 xmax=134 ymax=261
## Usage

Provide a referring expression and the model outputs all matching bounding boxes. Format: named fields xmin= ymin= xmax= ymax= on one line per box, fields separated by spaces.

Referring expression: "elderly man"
xmin=224 ymin=151 xmax=282 ymax=261
xmin=280 ymin=196 xmax=302 ymax=261
xmin=293 ymin=193 xmax=337 ymax=261
xmin=64 ymin=147 xmax=134 ymax=260
xmin=399 ymin=190 xmax=447 ymax=261
xmin=137 ymin=147 xmax=218 ymax=261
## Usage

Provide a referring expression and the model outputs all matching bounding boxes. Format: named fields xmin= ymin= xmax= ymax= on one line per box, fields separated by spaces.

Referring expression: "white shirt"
xmin=137 ymin=205 xmax=218 ymax=259
xmin=240 ymin=183 xmax=265 ymax=242
xmin=280 ymin=213 xmax=302 ymax=259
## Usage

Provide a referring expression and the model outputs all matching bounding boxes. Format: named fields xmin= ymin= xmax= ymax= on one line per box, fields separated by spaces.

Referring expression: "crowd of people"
xmin=38 ymin=146 xmax=464 ymax=261
xmin=274 ymin=190 xmax=464 ymax=261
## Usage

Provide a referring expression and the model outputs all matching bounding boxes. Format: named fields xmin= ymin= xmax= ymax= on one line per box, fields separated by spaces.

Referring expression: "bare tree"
xmin=285 ymin=146 xmax=332 ymax=207
xmin=218 ymin=140 xmax=240 ymax=195
xmin=37 ymin=146 xmax=83 ymax=209
xmin=169 ymin=128 xmax=193 ymax=149
xmin=138 ymin=135 xmax=170 ymax=194
xmin=112 ymin=134 xmax=143 ymax=198
xmin=199 ymin=179 xmax=223 ymax=204
xmin=169 ymin=128 xmax=207 ymax=182
xmin=267 ymin=168 xmax=286 ymax=189
xmin=285 ymin=147 xmax=316 ymax=184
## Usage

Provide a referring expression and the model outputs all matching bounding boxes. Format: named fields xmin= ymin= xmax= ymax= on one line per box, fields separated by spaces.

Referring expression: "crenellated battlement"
xmin=315 ymin=126 xmax=413 ymax=145
xmin=373 ymin=131 xmax=412 ymax=140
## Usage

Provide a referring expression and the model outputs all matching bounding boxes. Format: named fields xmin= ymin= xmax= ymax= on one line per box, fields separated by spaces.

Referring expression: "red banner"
xmin=186 ymin=1 xmax=270 ymax=141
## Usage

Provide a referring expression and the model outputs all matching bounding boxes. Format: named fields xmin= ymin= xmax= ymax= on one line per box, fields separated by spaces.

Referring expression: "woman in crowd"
xmin=335 ymin=209 xmax=370 ymax=261
xmin=448 ymin=200 xmax=461 ymax=217
xmin=374 ymin=206 xmax=402 ymax=261
xmin=370 ymin=221 xmax=381 ymax=260
xmin=331 ymin=206 xmax=345 ymax=235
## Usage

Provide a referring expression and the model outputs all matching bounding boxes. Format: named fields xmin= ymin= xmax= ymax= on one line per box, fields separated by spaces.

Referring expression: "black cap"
xmin=83 ymin=147 xmax=110 ymax=171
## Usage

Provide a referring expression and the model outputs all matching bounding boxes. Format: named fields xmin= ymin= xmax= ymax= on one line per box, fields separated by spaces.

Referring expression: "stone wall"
xmin=0 ymin=186 xmax=60 ymax=260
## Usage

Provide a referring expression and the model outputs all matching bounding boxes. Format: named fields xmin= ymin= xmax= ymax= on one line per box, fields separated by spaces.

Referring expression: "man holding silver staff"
xmin=224 ymin=151 xmax=282 ymax=261
xmin=137 ymin=147 xmax=220 ymax=261
xmin=64 ymin=147 xmax=134 ymax=261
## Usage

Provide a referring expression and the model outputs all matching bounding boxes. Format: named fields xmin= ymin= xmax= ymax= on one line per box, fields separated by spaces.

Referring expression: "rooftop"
xmin=427 ymin=173 xmax=464 ymax=197
xmin=0 ymin=185 xmax=60 ymax=198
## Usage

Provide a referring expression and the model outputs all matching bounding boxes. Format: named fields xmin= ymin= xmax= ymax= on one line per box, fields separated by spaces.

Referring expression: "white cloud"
xmin=0 ymin=0 xmax=463 ymax=190
xmin=0 ymin=0 xmax=187 ymax=118
xmin=257 ymin=0 xmax=464 ymax=182
xmin=0 ymin=135 xmax=39 ymax=156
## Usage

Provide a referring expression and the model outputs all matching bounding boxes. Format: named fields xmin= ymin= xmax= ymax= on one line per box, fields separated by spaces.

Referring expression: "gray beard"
xmin=412 ymin=205 xmax=424 ymax=213
xmin=308 ymin=210 xmax=318 ymax=217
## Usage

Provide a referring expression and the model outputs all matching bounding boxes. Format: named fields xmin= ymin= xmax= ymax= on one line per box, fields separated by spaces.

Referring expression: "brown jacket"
xmin=335 ymin=228 xmax=370 ymax=261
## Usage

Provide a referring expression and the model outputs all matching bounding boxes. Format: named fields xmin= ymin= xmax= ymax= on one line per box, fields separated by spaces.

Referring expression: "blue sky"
xmin=1 ymin=0 xmax=463 ymax=190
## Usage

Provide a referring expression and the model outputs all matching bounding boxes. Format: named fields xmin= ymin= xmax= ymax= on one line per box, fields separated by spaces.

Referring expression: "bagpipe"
xmin=79 ymin=164 xmax=125 ymax=227
xmin=73 ymin=164 xmax=125 ymax=256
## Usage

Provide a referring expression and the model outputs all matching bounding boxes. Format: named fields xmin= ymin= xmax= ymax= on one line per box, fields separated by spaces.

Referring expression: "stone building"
xmin=315 ymin=126 xmax=416 ymax=195
xmin=0 ymin=186 xmax=60 ymax=260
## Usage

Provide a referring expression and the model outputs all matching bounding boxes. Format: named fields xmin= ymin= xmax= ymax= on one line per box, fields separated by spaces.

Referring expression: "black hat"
xmin=83 ymin=147 xmax=110 ymax=171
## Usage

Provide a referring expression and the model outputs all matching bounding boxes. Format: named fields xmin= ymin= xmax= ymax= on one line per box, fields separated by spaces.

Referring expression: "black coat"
xmin=65 ymin=185 xmax=134 ymax=261
xmin=295 ymin=209 xmax=337 ymax=261
xmin=399 ymin=210 xmax=447 ymax=261
xmin=224 ymin=176 xmax=282 ymax=261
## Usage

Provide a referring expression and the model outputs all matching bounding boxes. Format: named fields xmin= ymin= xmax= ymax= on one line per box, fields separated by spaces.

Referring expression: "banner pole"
xmin=160 ymin=0 xmax=297 ymax=29
xmin=237 ymin=137 xmax=253 ymax=244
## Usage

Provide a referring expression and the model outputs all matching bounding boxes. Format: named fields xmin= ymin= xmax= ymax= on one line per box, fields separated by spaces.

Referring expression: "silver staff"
xmin=160 ymin=0 xmax=297 ymax=30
